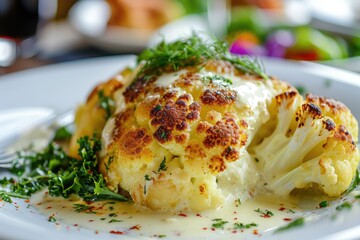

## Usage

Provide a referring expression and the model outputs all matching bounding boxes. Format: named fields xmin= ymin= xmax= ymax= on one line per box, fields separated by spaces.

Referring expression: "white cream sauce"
xmin=155 ymin=70 xmax=188 ymax=87
xmin=30 ymin=191 xmax=311 ymax=239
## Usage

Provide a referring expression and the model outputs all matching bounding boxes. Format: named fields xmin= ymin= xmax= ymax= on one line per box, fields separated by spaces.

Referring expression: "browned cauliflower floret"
xmin=68 ymin=68 xmax=133 ymax=158
xmin=251 ymin=90 xmax=359 ymax=197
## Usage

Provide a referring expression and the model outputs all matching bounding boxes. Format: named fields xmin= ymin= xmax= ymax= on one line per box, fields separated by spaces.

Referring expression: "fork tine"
xmin=0 ymin=153 xmax=15 ymax=168
xmin=0 ymin=151 xmax=15 ymax=160
xmin=0 ymin=163 xmax=12 ymax=168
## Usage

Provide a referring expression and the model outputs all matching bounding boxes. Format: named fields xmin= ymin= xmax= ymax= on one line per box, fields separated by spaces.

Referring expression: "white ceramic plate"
xmin=1 ymin=56 xmax=360 ymax=240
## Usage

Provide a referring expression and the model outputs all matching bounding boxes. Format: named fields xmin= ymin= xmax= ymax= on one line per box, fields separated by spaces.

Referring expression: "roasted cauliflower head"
xmin=99 ymin=60 xmax=284 ymax=211
xmin=70 ymin=35 xmax=360 ymax=212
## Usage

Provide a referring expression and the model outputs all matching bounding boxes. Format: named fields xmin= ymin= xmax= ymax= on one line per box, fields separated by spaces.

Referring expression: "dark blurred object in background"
xmin=0 ymin=0 xmax=39 ymax=39
xmin=0 ymin=0 xmax=60 ymax=67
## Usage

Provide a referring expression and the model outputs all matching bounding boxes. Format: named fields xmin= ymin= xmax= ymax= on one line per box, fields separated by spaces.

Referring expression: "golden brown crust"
xmin=112 ymin=109 xmax=134 ymax=142
xmin=200 ymin=89 xmax=237 ymax=106
xmin=120 ymin=128 xmax=152 ymax=156
xmin=334 ymin=125 xmax=355 ymax=147
xmin=221 ymin=146 xmax=240 ymax=162
xmin=185 ymin=144 xmax=207 ymax=159
xmin=208 ymin=155 xmax=227 ymax=173
xmin=174 ymin=72 xmax=201 ymax=88
xmin=86 ymin=79 xmax=123 ymax=103
xmin=203 ymin=117 xmax=244 ymax=148
xmin=306 ymin=94 xmax=348 ymax=114
xmin=123 ymin=77 xmax=157 ymax=103
xmin=150 ymin=92 xmax=200 ymax=144
xmin=275 ymin=91 xmax=297 ymax=106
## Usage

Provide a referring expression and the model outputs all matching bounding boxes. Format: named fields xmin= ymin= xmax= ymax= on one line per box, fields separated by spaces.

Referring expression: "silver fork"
xmin=0 ymin=110 xmax=74 ymax=168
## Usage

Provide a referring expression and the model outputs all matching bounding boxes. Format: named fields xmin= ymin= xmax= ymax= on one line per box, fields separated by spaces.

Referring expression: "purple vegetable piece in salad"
xmin=265 ymin=30 xmax=294 ymax=58
xmin=230 ymin=41 xmax=266 ymax=56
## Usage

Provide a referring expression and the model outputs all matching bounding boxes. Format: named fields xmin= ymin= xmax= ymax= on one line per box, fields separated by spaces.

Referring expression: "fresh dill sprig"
xmin=136 ymin=34 xmax=268 ymax=80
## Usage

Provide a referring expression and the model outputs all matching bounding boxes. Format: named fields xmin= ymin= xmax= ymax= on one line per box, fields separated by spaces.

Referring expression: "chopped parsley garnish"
xmin=233 ymin=222 xmax=257 ymax=230
xmin=160 ymin=131 xmax=167 ymax=140
xmin=155 ymin=235 xmax=167 ymax=238
xmin=212 ymin=218 xmax=228 ymax=229
xmin=98 ymin=90 xmax=115 ymax=120
xmin=136 ymin=34 xmax=268 ymax=80
xmin=235 ymin=198 xmax=241 ymax=207
xmin=144 ymin=175 xmax=151 ymax=181
xmin=319 ymin=201 xmax=329 ymax=208
xmin=53 ymin=126 xmax=72 ymax=141
xmin=0 ymin=136 xmax=128 ymax=203
xmin=202 ymin=75 xmax=233 ymax=87
xmin=295 ymin=85 xmax=307 ymax=96
xmin=109 ymin=219 xmax=123 ymax=223
xmin=73 ymin=204 xmax=96 ymax=214
xmin=154 ymin=105 xmax=162 ymax=111
xmin=336 ymin=201 xmax=352 ymax=211
xmin=158 ymin=158 xmax=167 ymax=172
xmin=48 ymin=215 xmax=57 ymax=222
xmin=255 ymin=208 xmax=274 ymax=217
xmin=346 ymin=169 xmax=360 ymax=194
xmin=275 ymin=218 xmax=304 ymax=232
xmin=0 ymin=192 xmax=12 ymax=203
xmin=104 ymin=156 xmax=115 ymax=173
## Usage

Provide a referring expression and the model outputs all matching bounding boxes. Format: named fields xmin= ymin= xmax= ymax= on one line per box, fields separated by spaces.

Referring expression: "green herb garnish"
xmin=109 ymin=219 xmax=123 ymax=223
xmin=48 ymin=215 xmax=57 ymax=222
xmin=295 ymin=85 xmax=307 ymax=96
xmin=255 ymin=208 xmax=274 ymax=217
xmin=0 ymin=192 xmax=12 ymax=203
xmin=212 ymin=218 xmax=228 ymax=229
xmin=346 ymin=169 xmax=360 ymax=194
xmin=275 ymin=218 xmax=304 ymax=232
xmin=156 ymin=235 xmax=167 ymax=238
xmin=53 ymin=126 xmax=72 ymax=141
xmin=336 ymin=201 xmax=352 ymax=211
xmin=104 ymin=156 xmax=115 ymax=173
xmin=202 ymin=75 xmax=233 ymax=87
xmin=0 ymin=136 xmax=128 ymax=202
xmin=233 ymin=222 xmax=257 ymax=230
xmin=98 ymin=90 xmax=115 ymax=120
xmin=73 ymin=203 xmax=96 ymax=214
xmin=154 ymin=105 xmax=162 ymax=111
xmin=319 ymin=201 xmax=329 ymax=208
xmin=158 ymin=157 xmax=167 ymax=172
xmin=136 ymin=34 xmax=268 ymax=80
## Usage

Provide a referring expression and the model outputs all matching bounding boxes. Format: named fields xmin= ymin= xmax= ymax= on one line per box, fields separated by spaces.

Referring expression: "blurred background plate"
xmin=68 ymin=0 xmax=152 ymax=52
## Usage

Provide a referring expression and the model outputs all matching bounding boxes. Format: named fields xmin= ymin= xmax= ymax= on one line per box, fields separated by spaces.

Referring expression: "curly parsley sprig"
xmin=0 ymin=137 xmax=128 ymax=202
xmin=136 ymin=34 xmax=268 ymax=80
